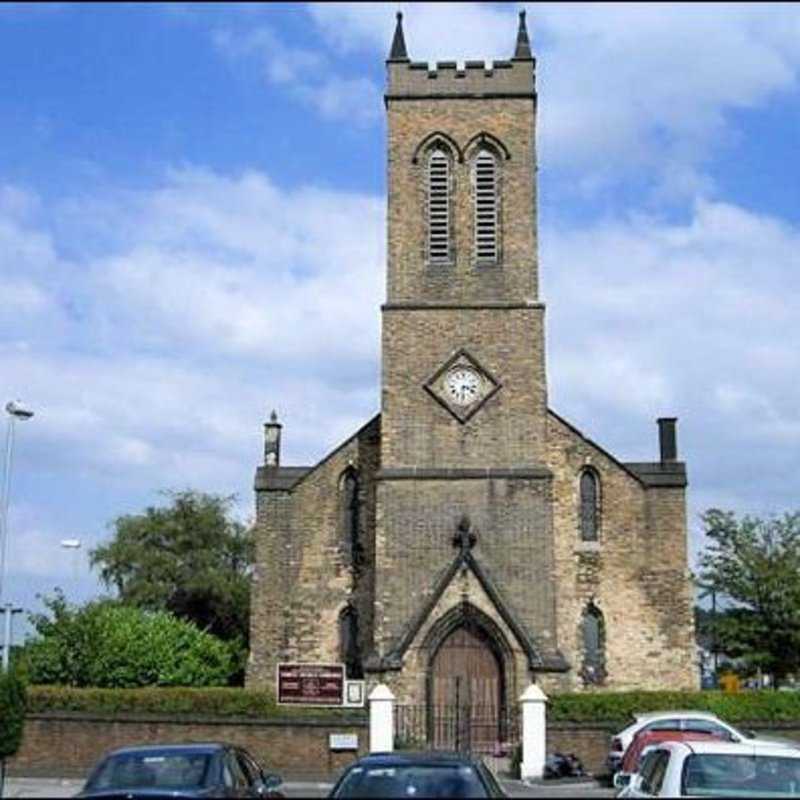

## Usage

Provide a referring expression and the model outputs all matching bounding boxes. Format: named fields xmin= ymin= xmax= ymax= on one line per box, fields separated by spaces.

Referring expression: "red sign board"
xmin=277 ymin=663 xmax=345 ymax=706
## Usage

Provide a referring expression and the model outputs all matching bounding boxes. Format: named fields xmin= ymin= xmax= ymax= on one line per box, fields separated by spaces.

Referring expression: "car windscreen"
xmin=682 ymin=753 xmax=800 ymax=797
xmin=87 ymin=751 xmax=213 ymax=790
xmin=331 ymin=763 xmax=488 ymax=798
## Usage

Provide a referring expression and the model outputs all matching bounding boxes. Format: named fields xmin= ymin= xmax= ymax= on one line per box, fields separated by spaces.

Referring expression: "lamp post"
xmin=0 ymin=400 xmax=34 ymax=671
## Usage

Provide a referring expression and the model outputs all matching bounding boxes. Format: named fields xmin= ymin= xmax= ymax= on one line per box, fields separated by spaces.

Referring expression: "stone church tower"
xmin=247 ymin=13 xmax=697 ymax=706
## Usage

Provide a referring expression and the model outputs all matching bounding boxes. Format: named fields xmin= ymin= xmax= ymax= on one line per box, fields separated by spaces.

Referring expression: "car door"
xmin=222 ymin=749 xmax=252 ymax=798
xmin=235 ymin=749 xmax=266 ymax=797
xmin=629 ymin=749 xmax=670 ymax=797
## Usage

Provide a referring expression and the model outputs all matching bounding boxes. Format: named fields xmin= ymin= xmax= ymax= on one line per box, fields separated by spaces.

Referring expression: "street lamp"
xmin=0 ymin=399 xmax=34 ymax=671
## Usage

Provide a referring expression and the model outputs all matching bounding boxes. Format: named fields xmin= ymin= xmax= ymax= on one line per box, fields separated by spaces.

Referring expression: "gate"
xmin=394 ymin=702 xmax=519 ymax=775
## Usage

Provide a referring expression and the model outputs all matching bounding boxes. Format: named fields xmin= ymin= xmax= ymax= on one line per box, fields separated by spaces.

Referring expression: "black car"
xmin=77 ymin=742 xmax=284 ymax=799
xmin=328 ymin=751 xmax=507 ymax=798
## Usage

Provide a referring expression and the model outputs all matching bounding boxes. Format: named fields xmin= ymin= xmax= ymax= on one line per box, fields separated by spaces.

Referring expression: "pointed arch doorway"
xmin=426 ymin=612 xmax=508 ymax=753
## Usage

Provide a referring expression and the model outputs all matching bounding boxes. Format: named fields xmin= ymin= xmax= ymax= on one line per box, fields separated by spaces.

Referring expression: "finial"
xmin=453 ymin=515 xmax=477 ymax=556
xmin=513 ymin=8 xmax=533 ymax=61
xmin=388 ymin=10 xmax=409 ymax=62
xmin=269 ymin=409 xmax=278 ymax=424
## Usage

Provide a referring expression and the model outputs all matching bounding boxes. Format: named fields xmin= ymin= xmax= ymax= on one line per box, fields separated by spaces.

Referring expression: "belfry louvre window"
xmin=474 ymin=150 xmax=498 ymax=262
xmin=427 ymin=149 xmax=451 ymax=264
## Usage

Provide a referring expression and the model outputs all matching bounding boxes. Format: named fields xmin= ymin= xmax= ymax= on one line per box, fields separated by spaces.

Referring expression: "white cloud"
xmin=543 ymin=198 xmax=800 ymax=517
xmin=213 ymin=24 xmax=381 ymax=125
xmin=306 ymin=3 xmax=800 ymax=197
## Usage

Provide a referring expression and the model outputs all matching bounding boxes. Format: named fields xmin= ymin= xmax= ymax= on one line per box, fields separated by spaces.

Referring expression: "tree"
xmin=0 ymin=666 xmax=27 ymax=797
xmin=90 ymin=491 xmax=254 ymax=645
xmin=698 ymin=508 xmax=800 ymax=685
xmin=23 ymin=591 xmax=240 ymax=688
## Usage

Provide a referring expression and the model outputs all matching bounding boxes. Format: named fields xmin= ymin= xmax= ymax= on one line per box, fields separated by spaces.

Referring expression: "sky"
xmin=1 ymin=2 xmax=799 ymax=637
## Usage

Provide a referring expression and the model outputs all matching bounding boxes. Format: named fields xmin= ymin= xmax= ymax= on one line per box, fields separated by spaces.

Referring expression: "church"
xmin=247 ymin=12 xmax=697 ymax=711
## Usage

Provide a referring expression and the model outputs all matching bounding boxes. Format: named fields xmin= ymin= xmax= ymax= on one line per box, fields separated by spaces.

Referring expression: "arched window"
xmin=339 ymin=605 xmax=363 ymax=679
xmin=580 ymin=602 xmax=606 ymax=686
xmin=340 ymin=468 xmax=362 ymax=568
xmin=579 ymin=469 xmax=599 ymax=541
xmin=427 ymin=148 xmax=452 ymax=264
xmin=473 ymin=149 xmax=498 ymax=263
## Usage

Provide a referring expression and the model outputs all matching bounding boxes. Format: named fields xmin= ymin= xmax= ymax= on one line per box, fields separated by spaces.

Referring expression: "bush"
xmin=26 ymin=685 xmax=365 ymax=720
xmin=548 ymin=690 xmax=800 ymax=725
xmin=0 ymin=666 xmax=27 ymax=797
xmin=0 ymin=666 xmax=27 ymax=757
xmin=23 ymin=594 xmax=241 ymax=688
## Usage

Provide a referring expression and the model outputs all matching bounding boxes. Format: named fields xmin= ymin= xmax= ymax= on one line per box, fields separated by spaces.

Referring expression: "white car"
xmin=607 ymin=710 xmax=771 ymax=773
xmin=620 ymin=739 xmax=800 ymax=797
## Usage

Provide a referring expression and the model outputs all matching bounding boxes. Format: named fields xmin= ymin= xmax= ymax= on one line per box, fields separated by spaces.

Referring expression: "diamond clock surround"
xmin=424 ymin=348 xmax=502 ymax=423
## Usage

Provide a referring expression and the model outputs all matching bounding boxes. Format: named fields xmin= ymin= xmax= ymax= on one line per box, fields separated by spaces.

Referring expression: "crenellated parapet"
xmin=386 ymin=11 xmax=535 ymax=101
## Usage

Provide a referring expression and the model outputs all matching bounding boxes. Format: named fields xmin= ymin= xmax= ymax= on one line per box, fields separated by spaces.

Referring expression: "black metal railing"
xmin=394 ymin=703 xmax=519 ymax=758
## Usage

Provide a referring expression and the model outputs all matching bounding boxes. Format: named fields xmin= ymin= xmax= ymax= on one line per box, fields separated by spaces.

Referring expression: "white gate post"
xmin=369 ymin=684 xmax=395 ymax=753
xmin=520 ymin=683 xmax=548 ymax=781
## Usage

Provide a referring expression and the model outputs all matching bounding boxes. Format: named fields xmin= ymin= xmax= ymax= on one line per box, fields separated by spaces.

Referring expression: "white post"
xmin=369 ymin=684 xmax=395 ymax=753
xmin=520 ymin=683 xmax=548 ymax=781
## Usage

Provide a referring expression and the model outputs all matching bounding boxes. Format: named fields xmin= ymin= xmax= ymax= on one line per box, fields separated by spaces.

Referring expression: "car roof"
xmin=634 ymin=710 xmax=722 ymax=722
xmin=103 ymin=742 xmax=230 ymax=758
xmin=351 ymin=751 xmax=481 ymax=767
xmin=661 ymin=740 xmax=800 ymax=757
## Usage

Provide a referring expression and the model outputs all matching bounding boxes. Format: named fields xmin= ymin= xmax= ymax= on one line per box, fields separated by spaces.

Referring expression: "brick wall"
xmin=13 ymin=713 xmax=799 ymax=780
xmin=9 ymin=713 xmax=368 ymax=779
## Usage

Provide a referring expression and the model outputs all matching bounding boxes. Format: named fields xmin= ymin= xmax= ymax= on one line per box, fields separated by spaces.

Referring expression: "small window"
xmin=580 ymin=602 xmax=606 ymax=686
xmin=579 ymin=469 xmax=599 ymax=541
xmin=473 ymin=150 xmax=498 ymax=263
xmin=339 ymin=605 xmax=363 ymax=680
xmin=340 ymin=468 xmax=362 ymax=569
xmin=427 ymin=149 xmax=451 ymax=264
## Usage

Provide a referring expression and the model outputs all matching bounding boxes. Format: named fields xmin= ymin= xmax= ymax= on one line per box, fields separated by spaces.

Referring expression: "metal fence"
xmin=394 ymin=703 xmax=519 ymax=773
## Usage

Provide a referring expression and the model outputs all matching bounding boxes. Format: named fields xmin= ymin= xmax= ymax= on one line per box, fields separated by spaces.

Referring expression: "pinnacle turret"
xmin=388 ymin=12 xmax=409 ymax=62
xmin=513 ymin=10 xmax=533 ymax=61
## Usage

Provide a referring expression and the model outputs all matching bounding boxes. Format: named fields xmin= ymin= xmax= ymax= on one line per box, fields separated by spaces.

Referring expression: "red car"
xmin=614 ymin=729 xmax=726 ymax=791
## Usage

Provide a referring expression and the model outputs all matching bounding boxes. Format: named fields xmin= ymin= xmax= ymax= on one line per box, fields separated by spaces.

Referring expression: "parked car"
xmin=327 ymin=751 xmax=507 ymax=798
xmin=619 ymin=739 xmax=800 ymax=797
xmin=77 ymin=742 xmax=284 ymax=798
xmin=612 ymin=729 xmax=726 ymax=792
xmin=606 ymin=710 xmax=776 ymax=774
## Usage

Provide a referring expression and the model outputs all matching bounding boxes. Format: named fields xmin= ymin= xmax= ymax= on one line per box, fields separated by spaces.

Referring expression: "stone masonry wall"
xmin=381 ymin=307 xmax=547 ymax=467
xmin=373 ymin=475 xmax=557 ymax=672
xmin=385 ymin=95 xmax=538 ymax=304
xmin=247 ymin=417 xmax=381 ymax=689
xmin=546 ymin=412 xmax=697 ymax=691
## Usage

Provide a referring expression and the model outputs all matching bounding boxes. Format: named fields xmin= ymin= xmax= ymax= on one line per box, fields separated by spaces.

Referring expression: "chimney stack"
xmin=657 ymin=417 xmax=677 ymax=463
xmin=264 ymin=410 xmax=282 ymax=468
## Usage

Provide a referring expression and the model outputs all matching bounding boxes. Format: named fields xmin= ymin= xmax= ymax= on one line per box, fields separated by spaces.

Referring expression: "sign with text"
xmin=277 ymin=663 xmax=345 ymax=706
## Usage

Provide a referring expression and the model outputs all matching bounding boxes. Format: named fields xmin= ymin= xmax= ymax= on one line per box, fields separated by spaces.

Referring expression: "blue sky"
xmin=1 ymin=3 xmax=799 ymax=636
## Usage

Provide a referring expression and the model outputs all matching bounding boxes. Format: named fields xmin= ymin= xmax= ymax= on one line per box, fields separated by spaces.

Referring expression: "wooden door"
xmin=429 ymin=625 xmax=503 ymax=751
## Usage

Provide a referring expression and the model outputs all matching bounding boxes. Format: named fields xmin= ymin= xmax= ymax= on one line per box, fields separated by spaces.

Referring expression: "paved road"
xmin=5 ymin=776 xmax=614 ymax=798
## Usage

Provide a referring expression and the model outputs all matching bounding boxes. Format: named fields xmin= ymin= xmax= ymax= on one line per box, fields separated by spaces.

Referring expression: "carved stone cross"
xmin=452 ymin=514 xmax=477 ymax=556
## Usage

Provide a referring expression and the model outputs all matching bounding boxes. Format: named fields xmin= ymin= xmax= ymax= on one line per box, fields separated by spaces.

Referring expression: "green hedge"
xmin=27 ymin=685 xmax=365 ymax=720
xmin=548 ymin=691 xmax=800 ymax=725
xmin=26 ymin=686 xmax=800 ymax=726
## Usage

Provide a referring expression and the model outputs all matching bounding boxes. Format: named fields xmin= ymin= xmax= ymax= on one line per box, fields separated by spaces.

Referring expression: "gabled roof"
xmin=548 ymin=408 xmax=687 ymax=488
xmin=254 ymin=413 xmax=380 ymax=492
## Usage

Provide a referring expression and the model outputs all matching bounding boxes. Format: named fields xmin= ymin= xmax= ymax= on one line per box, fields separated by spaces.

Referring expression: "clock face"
xmin=444 ymin=367 xmax=482 ymax=406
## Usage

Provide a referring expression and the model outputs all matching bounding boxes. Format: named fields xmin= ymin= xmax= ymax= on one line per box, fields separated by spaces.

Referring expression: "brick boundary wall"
xmin=8 ymin=712 xmax=369 ymax=779
xmin=9 ymin=713 xmax=800 ymax=779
